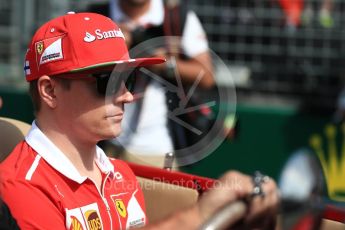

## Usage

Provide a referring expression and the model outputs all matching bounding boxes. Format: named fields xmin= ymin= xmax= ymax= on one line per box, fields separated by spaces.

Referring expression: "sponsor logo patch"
xmin=85 ymin=210 xmax=102 ymax=230
xmin=69 ymin=216 xmax=84 ymax=230
xmin=35 ymin=35 xmax=64 ymax=68
xmin=114 ymin=171 xmax=123 ymax=181
xmin=84 ymin=32 xmax=96 ymax=43
xmin=114 ymin=199 xmax=127 ymax=218
xmin=36 ymin=41 xmax=44 ymax=55
xmin=65 ymin=203 xmax=103 ymax=230
xmin=83 ymin=29 xmax=125 ymax=43
xmin=111 ymin=190 xmax=146 ymax=228
xmin=129 ymin=218 xmax=145 ymax=228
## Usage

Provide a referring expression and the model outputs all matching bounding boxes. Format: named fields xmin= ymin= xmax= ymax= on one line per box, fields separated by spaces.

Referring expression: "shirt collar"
xmin=25 ymin=121 xmax=115 ymax=184
xmin=110 ymin=0 xmax=164 ymax=27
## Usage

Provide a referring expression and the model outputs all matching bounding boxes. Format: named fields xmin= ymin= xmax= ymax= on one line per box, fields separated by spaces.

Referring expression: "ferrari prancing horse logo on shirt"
xmin=115 ymin=199 xmax=127 ymax=218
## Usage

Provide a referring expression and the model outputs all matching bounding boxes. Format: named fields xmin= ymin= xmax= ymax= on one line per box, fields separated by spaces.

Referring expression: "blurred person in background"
xmin=279 ymin=0 xmax=334 ymax=28
xmin=88 ymin=0 xmax=215 ymax=167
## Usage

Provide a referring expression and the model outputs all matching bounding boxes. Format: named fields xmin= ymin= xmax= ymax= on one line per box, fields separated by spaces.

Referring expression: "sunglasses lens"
xmin=125 ymin=71 xmax=136 ymax=93
xmin=93 ymin=70 xmax=137 ymax=96
xmin=93 ymin=73 xmax=111 ymax=96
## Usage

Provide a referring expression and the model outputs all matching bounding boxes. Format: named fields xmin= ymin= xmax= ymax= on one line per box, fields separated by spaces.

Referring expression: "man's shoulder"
xmin=1 ymin=141 xmax=36 ymax=179
xmin=108 ymin=157 xmax=132 ymax=171
xmin=0 ymin=141 xmax=53 ymax=185
xmin=0 ymin=142 xmax=50 ymax=206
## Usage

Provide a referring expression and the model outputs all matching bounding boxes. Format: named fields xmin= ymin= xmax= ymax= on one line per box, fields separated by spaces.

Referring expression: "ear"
xmin=37 ymin=75 xmax=58 ymax=109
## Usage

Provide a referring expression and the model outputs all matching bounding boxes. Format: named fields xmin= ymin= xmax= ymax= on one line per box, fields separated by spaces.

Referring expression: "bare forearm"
xmin=175 ymin=57 xmax=214 ymax=89
xmin=142 ymin=171 xmax=279 ymax=230
xmin=322 ymin=0 xmax=333 ymax=10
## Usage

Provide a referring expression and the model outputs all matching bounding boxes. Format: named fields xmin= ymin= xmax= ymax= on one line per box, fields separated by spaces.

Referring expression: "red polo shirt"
xmin=0 ymin=122 xmax=146 ymax=229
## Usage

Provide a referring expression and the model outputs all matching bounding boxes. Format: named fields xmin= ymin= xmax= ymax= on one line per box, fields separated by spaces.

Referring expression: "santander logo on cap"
xmin=84 ymin=32 xmax=96 ymax=42
xmin=83 ymin=29 xmax=125 ymax=43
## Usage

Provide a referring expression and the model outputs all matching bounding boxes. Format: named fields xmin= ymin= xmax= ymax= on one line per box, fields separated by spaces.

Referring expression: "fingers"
xmin=151 ymin=48 xmax=168 ymax=58
xmin=245 ymin=178 xmax=279 ymax=226
xmin=198 ymin=171 xmax=279 ymax=228
xmin=117 ymin=23 xmax=133 ymax=47
xmin=245 ymin=176 xmax=279 ymax=229
xmin=219 ymin=171 xmax=279 ymax=223
xmin=217 ymin=171 xmax=253 ymax=199
xmin=198 ymin=171 xmax=252 ymax=221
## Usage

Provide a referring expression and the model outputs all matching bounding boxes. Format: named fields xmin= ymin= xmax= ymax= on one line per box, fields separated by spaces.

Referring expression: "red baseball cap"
xmin=24 ymin=12 xmax=165 ymax=81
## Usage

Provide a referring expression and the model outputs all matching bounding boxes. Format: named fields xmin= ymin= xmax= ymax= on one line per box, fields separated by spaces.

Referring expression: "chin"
xmin=127 ymin=0 xmax=148 ymax=6
xmin=103 ymin=128 xmax=122 ymax=139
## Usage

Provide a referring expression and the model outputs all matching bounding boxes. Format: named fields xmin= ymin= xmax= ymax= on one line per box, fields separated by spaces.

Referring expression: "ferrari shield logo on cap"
xmin=115 ymin=199 xmax=127 ymax=218
xmin=36 ymin=41 xmax=44 ymax=55
xmin=35 ymin=35 xmax=64 ymax=69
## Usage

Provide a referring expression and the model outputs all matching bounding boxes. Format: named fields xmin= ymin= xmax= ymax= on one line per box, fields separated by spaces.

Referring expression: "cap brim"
xmin=70 ymin=57 xmax=166 ymax=73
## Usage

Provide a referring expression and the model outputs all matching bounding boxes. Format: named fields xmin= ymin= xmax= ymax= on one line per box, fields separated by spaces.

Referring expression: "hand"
xmin=197 ymin=171 xmax=279 ymax=229
xmin=146 ymin=48 xmax=169 ymax=74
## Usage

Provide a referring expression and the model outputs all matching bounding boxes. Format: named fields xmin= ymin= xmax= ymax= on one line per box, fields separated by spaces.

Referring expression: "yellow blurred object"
xmin=310 ymin=124 xmax=345 ymax=202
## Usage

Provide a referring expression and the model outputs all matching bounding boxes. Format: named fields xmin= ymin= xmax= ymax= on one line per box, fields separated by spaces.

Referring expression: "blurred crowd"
xmin=0 ymin=0 xmax=344 ymax=131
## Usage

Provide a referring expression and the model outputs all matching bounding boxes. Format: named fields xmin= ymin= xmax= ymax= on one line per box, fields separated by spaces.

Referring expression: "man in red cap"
xmin=0 ymin=12 xmax=278 ymax=229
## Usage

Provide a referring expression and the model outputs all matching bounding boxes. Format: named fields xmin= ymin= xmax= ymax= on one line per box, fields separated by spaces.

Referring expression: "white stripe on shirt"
xmin=25 ymin=154 xmax=41 ymax=181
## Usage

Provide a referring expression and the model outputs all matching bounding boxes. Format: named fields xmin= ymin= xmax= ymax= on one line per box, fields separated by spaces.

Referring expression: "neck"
xmin=119 ymin=0 xmax=151 ymax=20
xmin=36 ymin=116 xmax=96 ymax=174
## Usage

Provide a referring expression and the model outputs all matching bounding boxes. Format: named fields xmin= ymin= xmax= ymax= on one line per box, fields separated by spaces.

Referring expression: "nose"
xmin=114 ymin=83 xmax=134 ymax=104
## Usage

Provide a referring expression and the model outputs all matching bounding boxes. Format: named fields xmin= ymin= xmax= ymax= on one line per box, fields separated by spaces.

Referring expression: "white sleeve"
xmin=181 ymin=11 xmax=209 ymax=58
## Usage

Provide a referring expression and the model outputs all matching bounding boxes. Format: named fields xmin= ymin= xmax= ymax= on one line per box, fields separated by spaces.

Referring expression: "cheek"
xmin=78 ymin=106 xmax=115 ymax=126
xmin=82 ymin=113 xmax=123 ymax=139
xmin=63 ymin=88 xmax=103 ymax=117
xmin=59 ymin=97 xmax=88 ymax=118
xmin=76 ymin=107 xmax=106 ymax=126
xmin=58 ymin=93 xmax=104 ymax=129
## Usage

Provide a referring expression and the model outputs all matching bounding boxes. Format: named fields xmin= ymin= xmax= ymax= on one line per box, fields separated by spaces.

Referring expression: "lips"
xmin=105 ymin=113 xmax=123 ymax=119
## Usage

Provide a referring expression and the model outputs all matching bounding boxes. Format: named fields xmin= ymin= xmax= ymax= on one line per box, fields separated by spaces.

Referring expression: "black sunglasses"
xmin=91 ymin=69 xmax=137 ymax=96
xmin=53 ymin=69 xmax=137 ymax=96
